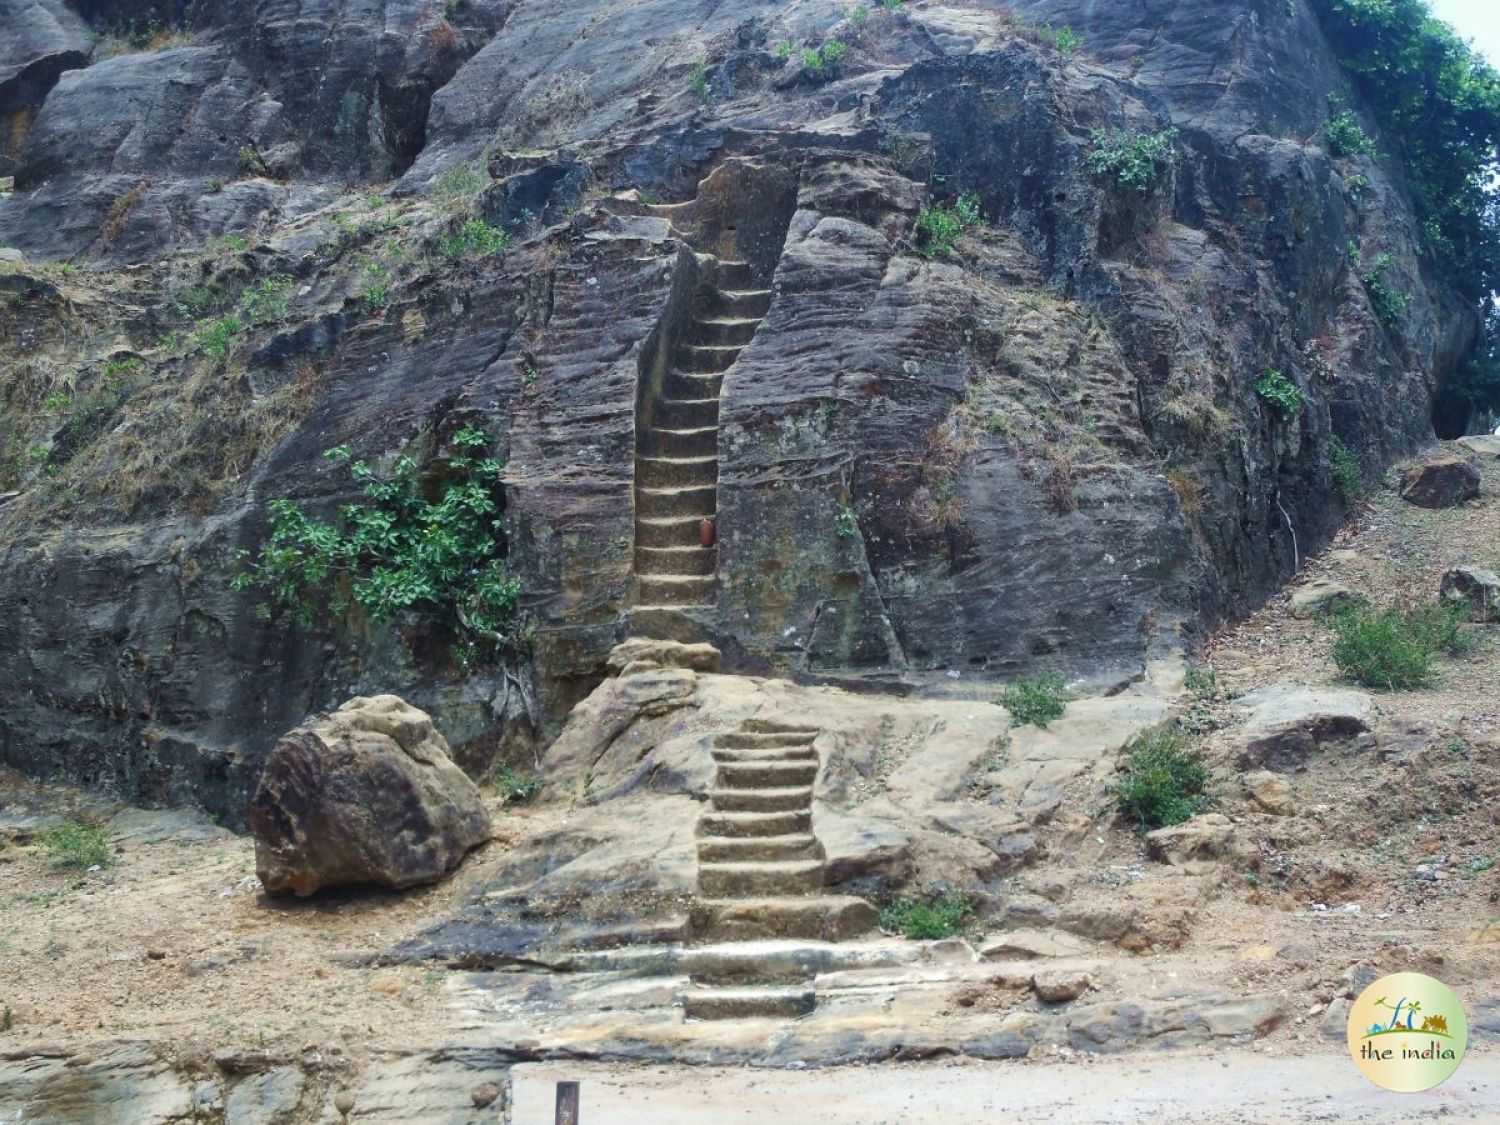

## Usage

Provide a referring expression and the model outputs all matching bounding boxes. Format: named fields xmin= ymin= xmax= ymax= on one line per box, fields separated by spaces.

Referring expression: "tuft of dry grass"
xmin=1166 ymin=466 xmax=1204 ymax=519
xmin=99 ymin=183 xmax=147 ymax=249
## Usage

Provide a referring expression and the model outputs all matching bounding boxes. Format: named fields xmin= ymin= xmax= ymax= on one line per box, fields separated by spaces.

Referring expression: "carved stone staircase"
xmin=682 ymin=721 xmax=878 ymax=1020
xmin=634 ymin=257 xmax=772 ymax=613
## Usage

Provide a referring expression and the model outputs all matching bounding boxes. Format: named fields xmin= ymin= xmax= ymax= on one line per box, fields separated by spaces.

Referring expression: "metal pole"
xmin=555 ymin=1080 xmax=580 ymax=1125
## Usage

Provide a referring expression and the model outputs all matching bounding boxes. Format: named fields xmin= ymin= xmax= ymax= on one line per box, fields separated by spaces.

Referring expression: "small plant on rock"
xmin=1051 ymin=25 xmax=1081 ymax=53
xmin=835 ymin=502 xmax=859 ymax=539
xmin=438 ymin=217 xmax=511 ymax=262
xmin=493 ymin=763 xmax=543 ymax=804
xmin=41 ymin=820 xmax=112 ymax=870
xmin=879 ymin=893 xmax=975 ymax=939
xmin=999 ymin=673 xmax=1070 ymax=729
xmin=1361 ymin=252 xmax=1410 ymax=333
xmin=1255 ymin=369 xmax=1302 ymax=418
xmin=802 ymin=39 xmax=849 ymax=75
xmin=1325 ymin=107 xmax=1375 ymax=158
xmin=1111 ymin=726 xmax=1211 ymax=831
xmin=690 ymin=56 xmax=712 ymax=103
xmin=1087 ymin=127 xmax=1178 ymax=193
xmin=914 ymin=192 xmax=983 ymax=258
xmin=1329 ymin=436 xmax=1364 ymax=504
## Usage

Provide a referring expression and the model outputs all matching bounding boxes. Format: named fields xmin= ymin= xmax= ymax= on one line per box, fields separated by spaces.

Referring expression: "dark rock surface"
xmin=1441 ymin=565 xmax=1500 ymax=624
xmin=0 ymin=2 xmax=1486 ymax=819
xmin=249 ymin=694 xmax=491 ymax=896
xmin=0 ymin=0 xmax=89 ymax=178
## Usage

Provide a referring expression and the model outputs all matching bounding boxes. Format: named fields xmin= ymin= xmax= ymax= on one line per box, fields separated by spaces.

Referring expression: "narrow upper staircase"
xmin=634 ymin=258 xmax=773 ymax=613
xmin=683 ymin=721 xmax=878 ymax=1020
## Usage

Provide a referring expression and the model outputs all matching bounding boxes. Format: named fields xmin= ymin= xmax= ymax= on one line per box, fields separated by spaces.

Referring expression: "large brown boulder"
xmin=249 ymin=696 xmax=491 ymax=897
xmin=1399 ymin=456 xmax=1480 ymax=508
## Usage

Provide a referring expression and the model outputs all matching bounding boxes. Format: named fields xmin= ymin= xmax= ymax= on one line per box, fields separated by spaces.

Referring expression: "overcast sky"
xmin=1426 ymin=0 xmax=1500 ymax=66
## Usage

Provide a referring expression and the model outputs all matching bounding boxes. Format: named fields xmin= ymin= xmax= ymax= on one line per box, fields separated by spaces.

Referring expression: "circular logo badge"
xmin=1347 ymin=972 xmax=1468 ymax=1092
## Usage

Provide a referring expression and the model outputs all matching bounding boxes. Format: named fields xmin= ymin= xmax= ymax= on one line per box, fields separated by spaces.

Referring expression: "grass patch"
xmin=999 ymin=673 xmax=1070 ymax=729
xmin=1329 ymin=436 xmax=1364 ymax=504
xmin=879 ymin=893 xmax=975 ymax=939
xmin=1327 ymin=602 xmax=1470 ymax=690
xmin=1111 ymin=727 xmax=1211 ymax=832
xmin=438 ymin=217 xmax=511 ymax=262
xmin=493 ymin=763 xmax=543 ymax=804
xmin=41 ymin=821 xmax=112 ymax=870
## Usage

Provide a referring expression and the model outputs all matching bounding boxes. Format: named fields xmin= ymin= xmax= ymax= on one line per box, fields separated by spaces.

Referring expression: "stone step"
xmin=710 ymin=744 xmax=819 ymax=764
xmin=714 ymin=259 xmax=757 ymax=289
xmin=716 ymin=759 xmax=819 ymax=789
xmin=678 ymin=344 xmax=742 ymax=373
xmin=710 ymin=786 xmax=814 ymax=813
xmin=635 ymin=545 xmax=716 ymax=577
xmin=688 ymin=317 xmax=760 ymax=347
xmin=635 ymin=484 xmax=715 ymax=520
xmin=655 ymin=397 xmax=719 ymax=429
xmin=699 ymin=860 xmax=824 ymax=897
xmin=644 ymin=425 xmax=718 ymax=458
xmin=666 ymin=372 xmax=726 ymax=396
xmin=635 ymin=515 xmax=708 ymax=549
xmin=700 ymin=288 xmax=772 ymax=319
xmin=639 ymin=574 xmax=715 ymax=606
xmin=691 ymin=896 xmax=879 ymax=942
xmin=715 ymin=730 xmax=819 ymax=749
xmin=681 ymin=986 xmax=815 ymax=1021
xmin=697 ymin=833 xmax=822 ymax=864
xmin=621 ymin=606 xmax=711 ymax=642
xmin=637 ymin=455 xmax=718 ymax=490
xmin=742 ymin=720 xmax=823 ymax=736
xmin=697 ymin=809 xmax=811 ymax=838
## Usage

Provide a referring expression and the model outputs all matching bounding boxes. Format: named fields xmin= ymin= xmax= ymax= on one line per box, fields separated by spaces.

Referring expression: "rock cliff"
xmin=0 ymin=0 xmax=1482 ymax=820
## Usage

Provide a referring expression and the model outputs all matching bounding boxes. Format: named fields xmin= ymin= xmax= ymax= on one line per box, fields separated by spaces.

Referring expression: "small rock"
xmin=1145 ymin=813 xmax=1236 ymax=866
xmin=146 ymin=949 xmax=167 ymax=960
xmin=1399 ymin=455 xmax=1480 ymax=508
xmin=1320 ymin=997 xmax=1351 ymax=1041
xmin=979 ymin=928 xmax=1087 ymax=960
xmin=1032 ymin=969 xmax=1094 ymax=1003
xmin=1457 ymin=435 xmax=1500 ymax=460
xmin=1441 ymin=566 xmax=1500 ymax=624
xmin=1289 ymin=580 xmax=1363 ymax=619
xmin=334 ymin=1090 xmax=356 ymax=1116
xmin=1242 ymin=770 xmax=1295 ymax=816
xmin=1238 ymin=945 xmax=1279 ymax=961
xmin=470 ymin=1082 xmax=502 ymax=1109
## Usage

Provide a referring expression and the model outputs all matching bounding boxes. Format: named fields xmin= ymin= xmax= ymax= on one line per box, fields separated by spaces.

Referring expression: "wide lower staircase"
xmin=682 ymin=721 xmax=878 ymax=1020
xmin=634 ymin=258 xmax=772 ymax=613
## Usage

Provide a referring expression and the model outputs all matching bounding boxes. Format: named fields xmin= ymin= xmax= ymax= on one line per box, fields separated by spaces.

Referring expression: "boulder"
xmin=1145 ymin=813 xmax=1236 ymax=866
xmin=1032 ymin=968 xmax=1095 ymax=1003
xmin=1457 ymin=435 xmax=1500 ymax=460
xmin=249 ymin=695 xmax=491 ymax=897
xmin=1233 ymin=685 xmax=1375 ymax=769
xmin=1241 ymin=770 xmax=1295 ymax=816
xmin=1440 ymin=566 xmax=1500 ymax=624
xmin=1399 ymin=456 xmax=1480 ymax=508
xmin=1288 ymin=580 xmax=1363 ymax=619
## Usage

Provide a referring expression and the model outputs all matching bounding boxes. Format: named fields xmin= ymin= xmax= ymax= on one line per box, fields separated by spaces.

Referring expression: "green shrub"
xmin=42 ymin=821 xmax=112 ymax=870
xmin=233 ymin=427 xmax=520 ymax=666
xmin=802 ymin=40 xmax=849 ymax=74
xmin=240 ymin=275 xmax=293 ymax=323
xmin=1086 ymin=127 xmax=1179 ymax=193
xmin=879 ymin=893 xmax=975 ymax=939
xmin=493 ymin=763 xmax=543 ymax=804
xmin=438 ymin=217 xmax=512 ymax=262
xmin=690 ymin=56 xmax=712 ymax=103
xmin=1111 ymin=727 xmax=1211 ymax=831
xmin=194 ymin=314 xmax=242 ymax=359
xmin=835 ymin=502 xmax=859 ymax=539
xmin=1329 ymin=436 xmax=1363 ymax=503
xmin=1255 ymin=369 xmax=1302 ymax=417
xmin=914 ymin=192 xmax=983 ymax=258
xmin=1052 ymin=25 xmax=1081 ymax=53
xmin=1327 ymin=602 xmax=1468 ymax=689
xmin=999 ymin=673 xmax=1070 ymax=729
xmin=1184 ymin=664 xmax=1218 ymax=699
xmin=1309 ymin=0 xmax=1500 ymax=300
xmin=1361 ymin=252 xmax=1410 ymax=333
xmin=1324 ymin=107 xmax=1375 ymax=157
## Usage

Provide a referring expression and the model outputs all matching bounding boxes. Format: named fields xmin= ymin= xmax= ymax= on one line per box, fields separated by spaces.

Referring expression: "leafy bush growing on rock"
xmin=1086 ymin=127 xmax=1179 ymax=193
xmin=802 ymin=39 xmax=849 ymax=75
xmin=493 ymin=763 xmax=543 ymax=804
xmin=233 ymin=427 xmax=520 ymax=666
xmin=879 ymin=893 xmax=975 ymax=939
xmin=1329 ymin=436 xmax=1364 ymax=504
xmin=42 ymin=820 xmax=112 ymax=870
xmin=438 ymin=218 xmax=511 ymax=262
xmin=1327 ymin=602 xmax=1468 ymax=689
xmin=1360 ymin=252 xmax=1411 ymax=333
xmin=999 ymin=673 xmax=1070 ymax=729
xmin=1111 ymin=727 xmax=1211 ymax=831
xmin=1324 ymin=106 xmax=1375 ymax=158
xmin=914 ymin=192 xmax=982 ymax=258
xmin=1255 ymin=369 xmax=1302 ymax=417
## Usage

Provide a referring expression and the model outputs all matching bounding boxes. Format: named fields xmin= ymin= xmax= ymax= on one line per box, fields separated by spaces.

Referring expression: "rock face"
xmin=1458 ymin=435 xmax=1500 ymax=460
xmin=0 ymin=1 xmax=1485 ymax=818
xmin=1144 ymin=813 xmax=1238 ymax=867
xmin=1399 ymin=456 xmax=1481 ymax=508
xmin=0 ymin=0 xmax=89 ymax=178
xmin=1441 ymin=566 xmax=1500 ymax=624
xmin=249 ymin=695 xmax=491 ymax=896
